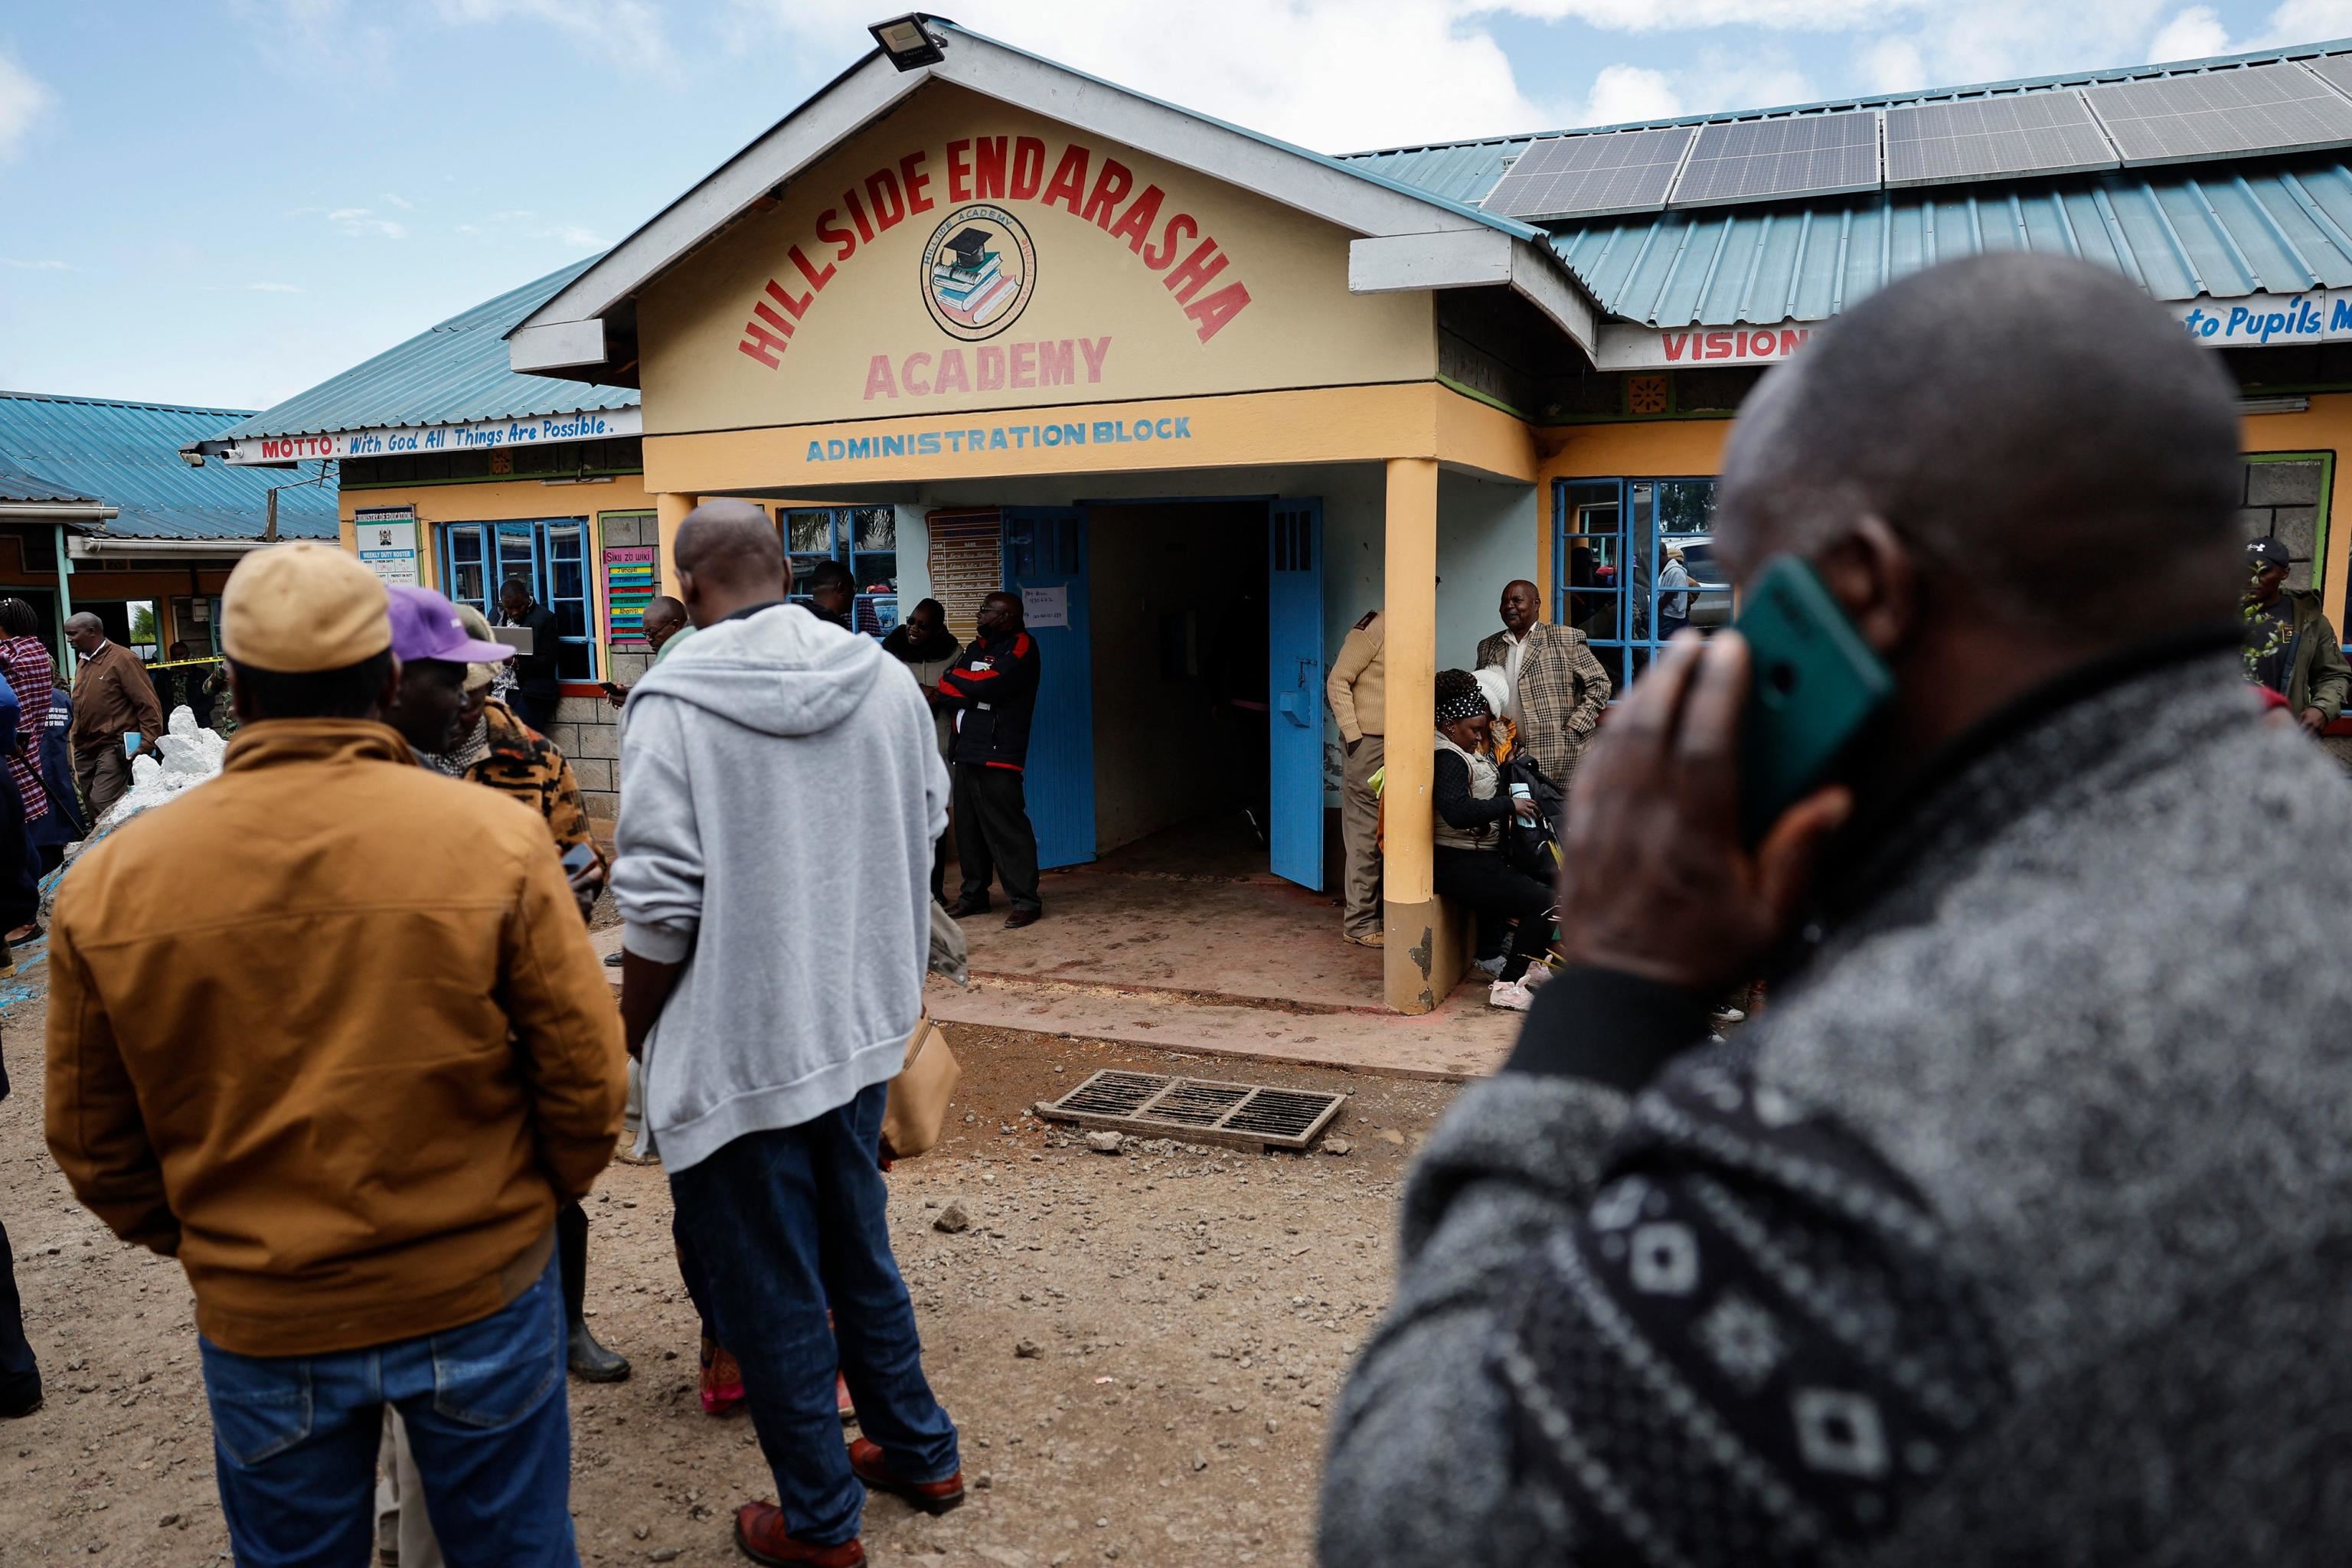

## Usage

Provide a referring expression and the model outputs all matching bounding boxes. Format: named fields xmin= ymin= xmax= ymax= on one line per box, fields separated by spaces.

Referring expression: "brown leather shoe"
xmin=942 ymin=895 xmax=989 ymax=919
xmin=1003 ymin=907 xmax=1041 ymax=930
xmin=733 ymin=1502 xmax=864 ymax=1566
xmin=848 ymin=1436 xmax=965 ymax=1514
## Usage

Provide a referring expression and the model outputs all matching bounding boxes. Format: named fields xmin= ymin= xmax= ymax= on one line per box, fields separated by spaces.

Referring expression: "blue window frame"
xmin=439 ymin=518 xmax=596 ymax=681
xmin=1553 ymin=476 xmax=1725 ymax=697
xmin=779 ymin=505 xmax=902 ymax=635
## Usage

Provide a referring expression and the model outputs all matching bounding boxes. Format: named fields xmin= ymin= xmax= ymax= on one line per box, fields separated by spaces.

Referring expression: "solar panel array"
xmin=1884 ymin=91 xmax=2118 ymax=186
xmin=1668 ymin=112 xmax=1882 ymax=207
xmin=1474 ymin=57 xmax=2352 ymax=220
xmin=2082 ymin=60 xmax=2352 ymax=165
xmin=1480 ymin=126 xmax=1697 ymax=220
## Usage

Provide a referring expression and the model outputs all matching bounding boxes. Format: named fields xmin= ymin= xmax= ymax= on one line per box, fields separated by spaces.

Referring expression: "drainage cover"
xmin=1036 ymin=1070 xmax=1346 ymax=1152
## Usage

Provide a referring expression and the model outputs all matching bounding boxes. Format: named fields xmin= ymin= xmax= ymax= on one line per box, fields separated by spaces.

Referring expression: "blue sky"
xmin=0 ymin=0 xmax=2339 ymax=413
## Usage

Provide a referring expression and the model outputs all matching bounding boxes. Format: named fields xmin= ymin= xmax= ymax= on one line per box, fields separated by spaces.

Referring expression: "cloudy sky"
xmin=2 ymin=0 xmax=2344 ymax=411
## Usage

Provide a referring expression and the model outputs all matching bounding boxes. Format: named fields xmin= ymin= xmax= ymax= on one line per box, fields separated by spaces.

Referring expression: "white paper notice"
xmin=1021 ymin=584 xmax=1070 ymax=629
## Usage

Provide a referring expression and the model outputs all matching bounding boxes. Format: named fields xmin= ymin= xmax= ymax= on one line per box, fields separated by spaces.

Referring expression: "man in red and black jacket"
xmin=936 ymin=591 xmax=1045 ymax=929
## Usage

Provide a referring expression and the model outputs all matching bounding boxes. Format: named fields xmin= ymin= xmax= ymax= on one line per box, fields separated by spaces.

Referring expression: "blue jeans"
xmin=199 ymin=1252 xmax=573 ymax=1568
xmin=671 ymin=1083 xmax=959 ymax=1545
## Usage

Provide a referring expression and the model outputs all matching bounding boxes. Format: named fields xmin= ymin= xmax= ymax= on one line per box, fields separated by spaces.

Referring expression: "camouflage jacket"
xmin=466 ymin=699 xmax=609 ymax=910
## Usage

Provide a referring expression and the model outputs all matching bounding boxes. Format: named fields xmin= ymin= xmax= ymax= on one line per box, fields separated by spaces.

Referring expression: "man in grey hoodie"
xmin=1321 ymin=255 xmax=2352 ymax=1566
xmin=614 ymin=501 xmax=960 ymax=1568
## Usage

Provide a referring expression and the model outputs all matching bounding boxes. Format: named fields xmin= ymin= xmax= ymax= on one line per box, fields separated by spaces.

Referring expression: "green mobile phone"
xmin=1733 ymin=555 xmax=1895 ymax=843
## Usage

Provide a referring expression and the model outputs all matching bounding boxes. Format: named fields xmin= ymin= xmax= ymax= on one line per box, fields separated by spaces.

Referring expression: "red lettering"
xmin=1009 ymin=136 xmax=1046 ymax=201
xmin=903 ymin=351 xmax=933 ymax=396
xmin=946 ymin=141 xmax=972 ymax=203
xmin=1079 ymin=336 xmax=1110 ymax=382
xmin=1143 ymin=212 xmax=1194 ymax=270
xmin=1041 ymin=144 xmax=1089 ymax=214
xmin=864 ymin=170 xmax=905 ymax=231
xmin=843 ymin=188 xmax=876 ymax=244
xmin=764 ymin=277 xmax=812 ymax=320
xmin=1080 ymin=158 xmax=1133 ymax=228
xmin=933 ymin=348 xmax=971 ymax=395
xmin=899 ymin=152 xmax=933 ymax=216
xmin=1163 ymin=237 xmax=1228 ymax=304
xmin=815 ymin=211 xmax=856 ymax=263
xmin=977 ymin=345 xmax=1007 ymax=391
xmin=864 ymin=354 xmax=898 ymax=400
xmin=739 ymin=320 xmax=789 ymax=369
xmin=1660 ymin=332 xmax=1692 ymax=363
xmin=1183 ymin=283 xmax=1250 ymax=343
xmin=1704 ymin=331 xmax=1733 ymax=359
xmin=1009 ymin=341 xmax=1037 ymax=389
xmin=1780 ymin=327 xmax=1807 ymax=355
xmin=1039 ymin=339 xmax=1074 ymax=386
xmin=751 ymin=299 xmax=795 ymax=338
xmin=786 ymin=247 xmax=835 ymax=299
xmin=975 ymin=136 xmax=1009 ymax=200
xmin=1106 ymin=185 xmax=1164 ymax=254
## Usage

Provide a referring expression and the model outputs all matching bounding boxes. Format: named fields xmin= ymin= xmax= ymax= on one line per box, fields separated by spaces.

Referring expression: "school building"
xmin=207 ymin=21 xmax=2352 ymax=1014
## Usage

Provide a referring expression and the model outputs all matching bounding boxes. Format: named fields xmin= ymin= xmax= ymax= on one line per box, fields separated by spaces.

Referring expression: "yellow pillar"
xmin=1382 ymin=456 xmax=1457 ymax=1013
xmin=655 ymin=492 xmax=694 ymax=601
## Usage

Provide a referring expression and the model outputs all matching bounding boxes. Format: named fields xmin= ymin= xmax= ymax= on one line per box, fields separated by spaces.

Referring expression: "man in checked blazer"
xmin=1475 ymin=579 xmax=1612 ymax=790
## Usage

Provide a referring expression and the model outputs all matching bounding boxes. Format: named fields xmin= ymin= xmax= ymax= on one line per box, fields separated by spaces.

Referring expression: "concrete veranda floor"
xmin=594 ymin=815 xmax=1522 ymax=1081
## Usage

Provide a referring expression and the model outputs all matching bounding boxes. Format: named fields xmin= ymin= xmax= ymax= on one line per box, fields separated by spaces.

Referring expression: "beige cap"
xmin=453 ymin=603 xmax=501 ymax=694
xmin=221 ymin=544 xmax=392 ymax=674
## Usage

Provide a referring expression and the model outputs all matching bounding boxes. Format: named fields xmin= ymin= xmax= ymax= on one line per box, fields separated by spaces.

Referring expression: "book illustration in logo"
xmin=922 ymin=205 xmax=1037 ymax=342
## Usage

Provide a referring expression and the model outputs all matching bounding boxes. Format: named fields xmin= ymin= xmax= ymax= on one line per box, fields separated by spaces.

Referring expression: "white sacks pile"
xmin=41 ymin=706 xmax=228 ymax=918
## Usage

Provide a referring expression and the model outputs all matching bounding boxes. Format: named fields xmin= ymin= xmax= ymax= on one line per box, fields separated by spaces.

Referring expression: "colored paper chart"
xmin=603 ymin=546 xmax=658 ymax=648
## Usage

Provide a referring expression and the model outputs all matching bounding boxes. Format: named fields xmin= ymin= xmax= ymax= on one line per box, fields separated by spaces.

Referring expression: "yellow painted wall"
xmin=2239 ymin=394 xmax=2352 ymax=629
xmin=338 ymin=475 xmax=661 ymax=651
xmin=637 ymin=83 xmax=1436 ymax=436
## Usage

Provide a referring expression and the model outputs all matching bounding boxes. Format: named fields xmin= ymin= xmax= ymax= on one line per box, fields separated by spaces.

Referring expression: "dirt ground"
xmin=0 ymin=997 xmax=1462 ymax=1567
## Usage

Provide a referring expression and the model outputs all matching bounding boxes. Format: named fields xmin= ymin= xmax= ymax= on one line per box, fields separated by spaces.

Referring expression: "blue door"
xmin=1267 ymin=498 xmax=1325 ymax=890
xmin=1001 ymin=507 xmax=1095 ymax=870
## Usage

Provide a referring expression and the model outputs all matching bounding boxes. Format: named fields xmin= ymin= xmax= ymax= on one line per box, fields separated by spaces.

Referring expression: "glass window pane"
xmin=850 ymin=506 xmax=895 ymax=550
xmin=784 ymin=509 xmax=834 ymax=554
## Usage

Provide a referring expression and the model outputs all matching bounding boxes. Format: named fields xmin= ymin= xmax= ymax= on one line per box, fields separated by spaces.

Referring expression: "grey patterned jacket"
xmin=1321 ymin=647 xmax=2352 ymax=1567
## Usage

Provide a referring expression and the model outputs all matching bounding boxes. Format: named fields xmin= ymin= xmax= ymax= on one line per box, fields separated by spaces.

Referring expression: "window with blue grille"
xmin=439 ymin=518 xmax=596 ymax=680
xmin=1554 ymin=477 xmax=1724 ymax=697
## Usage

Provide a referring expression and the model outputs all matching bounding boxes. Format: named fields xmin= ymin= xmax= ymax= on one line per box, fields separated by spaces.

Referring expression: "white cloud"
xmin=381 ymin=192 xmax=414 ymax=210
xmin=0 ymin=48 xmax=56 ymax=161
xmin=430 ymin=0 xmax=672 ymax=72
xmin=249 ymin=282 xmax=302 ymax=292
xmin=1580 ymin=64 xmax=1681 ymax=126
xmin=454 ymin=208 xmax=608 ymax=248
xmin=2148 ymin=5 xmax=2233 ymax=60
xmin=1859 ymin=38 xmax=1929 ymax=92
xmin=326 ymin=207 xmax=408 ymax=239
xmin=2 ymin=256 xmax=69 ymax=271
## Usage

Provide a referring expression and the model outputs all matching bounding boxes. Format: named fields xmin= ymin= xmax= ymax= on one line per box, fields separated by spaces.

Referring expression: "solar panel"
xmin=2300 ymin=52 xmax=2352 ymax=102
xmin=2084 ymin=61 xmax=2352 ymax=165
xmin=1479 ymin=126 xmax=1697 ymax=220
xmin=1668 ymin=112 xmax=1881 ymax=208
xmin=1883 ymin=92 xmax=2118 ymax=187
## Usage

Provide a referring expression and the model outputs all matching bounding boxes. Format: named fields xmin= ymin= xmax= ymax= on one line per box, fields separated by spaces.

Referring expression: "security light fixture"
xmin=871 ymin=13 xmax=946 ymax=70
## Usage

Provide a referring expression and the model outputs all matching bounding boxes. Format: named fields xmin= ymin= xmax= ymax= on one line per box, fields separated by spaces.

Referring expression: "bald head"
xmin=1720 ymin=253 xmax=2241 ymax=644
xmin=673 ymin=500 xmax=789 ymax=629
xmin=64 ymin=612 xmax=104 ymax=655
xmin=641 ymin=594 xmax=688 ymax=648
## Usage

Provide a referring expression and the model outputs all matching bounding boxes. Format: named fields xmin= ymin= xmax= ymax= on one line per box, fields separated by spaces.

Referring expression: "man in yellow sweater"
xmin=1326 ymin=609 xmax=1385 ymax=946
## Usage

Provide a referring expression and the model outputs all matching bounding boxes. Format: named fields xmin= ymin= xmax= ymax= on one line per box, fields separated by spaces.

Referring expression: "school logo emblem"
xmin=920 ymin=204 xmax=1036 ymax=341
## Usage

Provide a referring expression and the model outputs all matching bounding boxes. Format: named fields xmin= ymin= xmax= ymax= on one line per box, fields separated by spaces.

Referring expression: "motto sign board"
xmin=224 ymin=407 xmax=642 ymax=466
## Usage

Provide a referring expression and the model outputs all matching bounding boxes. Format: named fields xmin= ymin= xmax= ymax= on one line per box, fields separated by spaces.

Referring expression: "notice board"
xmin=603 ymin=545 xmax=657 ymax=649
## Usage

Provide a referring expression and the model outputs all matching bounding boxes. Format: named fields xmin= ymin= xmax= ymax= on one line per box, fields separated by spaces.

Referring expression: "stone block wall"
xmin=548 ymin=509 xmax=662 ymax=833
xmin=2240 ymin=458 xmax=2327 ymax=591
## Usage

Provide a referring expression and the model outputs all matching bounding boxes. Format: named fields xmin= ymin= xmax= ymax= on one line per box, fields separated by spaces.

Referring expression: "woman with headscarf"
xmin=1432 ymin=668 xmax=1555 ymax=1011
xmin=0 ymin=600 xmax=56 ymax=923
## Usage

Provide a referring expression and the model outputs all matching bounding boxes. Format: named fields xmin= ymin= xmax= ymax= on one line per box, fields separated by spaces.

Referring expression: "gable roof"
xmin=0 ymin=392 xmax=339 ymax=541
xmin=212 ymin=256 xmax=639 ymax=445
xmin=508 ymin=16 xmax=1600 ymax=382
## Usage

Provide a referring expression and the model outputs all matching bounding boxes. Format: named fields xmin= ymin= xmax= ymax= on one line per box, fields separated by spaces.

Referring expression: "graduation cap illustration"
xmin=942 ymin=227 xmax=995 ymax=271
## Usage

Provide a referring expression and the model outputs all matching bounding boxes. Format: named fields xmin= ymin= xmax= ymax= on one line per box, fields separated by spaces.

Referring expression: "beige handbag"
xmin=880 ymin=1014 xmax=959 ymax=1159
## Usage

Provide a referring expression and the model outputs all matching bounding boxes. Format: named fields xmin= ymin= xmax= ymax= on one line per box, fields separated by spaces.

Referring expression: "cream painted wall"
xmin=1436 ymin=472 xmax=1539 ymax=672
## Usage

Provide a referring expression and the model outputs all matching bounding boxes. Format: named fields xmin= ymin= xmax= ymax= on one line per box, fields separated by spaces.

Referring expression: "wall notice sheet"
xmin=1021 ymin=584 xmax=1069 ymax=629
xmin=603 ymin=546 xmax=658 ymax=648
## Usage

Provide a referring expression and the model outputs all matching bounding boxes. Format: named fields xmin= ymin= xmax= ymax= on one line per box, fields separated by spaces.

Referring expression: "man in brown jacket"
xmin=64 ymin=612 xmax=164 ymax=821
xmin=45 ymin=543 xmax=625 ymax=1568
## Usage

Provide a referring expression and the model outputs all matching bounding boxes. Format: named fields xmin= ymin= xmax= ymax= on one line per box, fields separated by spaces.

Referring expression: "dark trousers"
xmin=951 ymin=763 xmax=1040 ymax=913
xmin=555 ymin=1200 xmax=590 ymax=1329
xmin=1433 ymin=844 xmax=1553 ymax=982
xmin=511 ymin=693 xmax=560 ymax=735
xmin=74 ymin=743 xmax=132 ymax=825
xmin=669 ymin=1084 xmax=958 ymax=1546
xmin=1 ymin=1214 xmax=37 ymax=1410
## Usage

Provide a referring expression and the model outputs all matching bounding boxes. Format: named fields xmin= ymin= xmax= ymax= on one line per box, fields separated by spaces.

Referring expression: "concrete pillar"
xmin=1381 ymin=456 xmax=1450 ymax=1014
xmin=655 ymin=492 xmax=694 ymax=601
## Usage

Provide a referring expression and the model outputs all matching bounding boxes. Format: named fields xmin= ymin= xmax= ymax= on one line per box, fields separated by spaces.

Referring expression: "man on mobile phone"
xmin=1324 ymin=255 xmax=2352 ymax=1564
xmin=603 ymin=595 xmax=694 ymax=707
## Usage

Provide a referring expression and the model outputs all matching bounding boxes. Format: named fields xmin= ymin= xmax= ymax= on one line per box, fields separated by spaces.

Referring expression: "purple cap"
xmin=387 ymin=584 xmax=514 ymax=665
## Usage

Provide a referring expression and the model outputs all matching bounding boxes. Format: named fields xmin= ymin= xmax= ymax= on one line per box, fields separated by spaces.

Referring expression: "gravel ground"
xmin=0 ymin=1000 xmax=1462 ymax=1568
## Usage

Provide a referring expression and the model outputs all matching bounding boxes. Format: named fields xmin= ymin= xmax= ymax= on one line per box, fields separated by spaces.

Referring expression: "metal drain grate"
xmin=1037 ymin=1071 xmax=1346 ymax=1152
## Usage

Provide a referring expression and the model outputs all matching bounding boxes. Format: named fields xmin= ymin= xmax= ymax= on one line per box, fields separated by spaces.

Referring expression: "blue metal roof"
xmin=0 ymin=392 xmax=340 ymax=541
xmin=1550 ymin=160 xmax=2352 ymax=326
xmin=216 ymin=256 xmax=640 ymax=442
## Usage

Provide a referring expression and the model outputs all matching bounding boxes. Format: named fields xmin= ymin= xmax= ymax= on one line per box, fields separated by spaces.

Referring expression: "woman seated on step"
xmin=1431 ymin=668 xmax=1554 ymax=1014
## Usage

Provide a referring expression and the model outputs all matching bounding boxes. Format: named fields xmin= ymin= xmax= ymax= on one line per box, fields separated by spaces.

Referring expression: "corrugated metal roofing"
xmin=0 ymin=453 xmax=96 ymax=506
xmin=0 ymin=393 xmax=339 ymax=540
xmin=1341 ymin=38 xmax=2352 ymax=211
xmin=215 ymin=256 xmax=639 ymax=442
xmin=1550 ymin=160 xmax=2352 ymax=326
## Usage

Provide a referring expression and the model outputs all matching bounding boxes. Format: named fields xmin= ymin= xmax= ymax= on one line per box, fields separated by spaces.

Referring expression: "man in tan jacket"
xmin=1326 ymin=609 xmax=1385 ymax=946
xmin=45 ymin=543 xmax=625 ymax=1568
